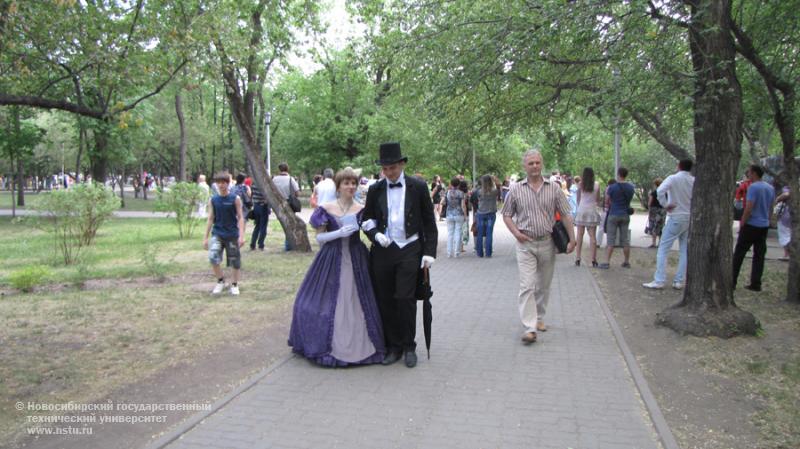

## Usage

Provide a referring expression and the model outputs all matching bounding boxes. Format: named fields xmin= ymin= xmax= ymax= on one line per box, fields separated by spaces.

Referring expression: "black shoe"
xmin=744 ymin=284 xmax=762 ymax=292
xmin=404 ymin=350 xmax=417 ymax=368
xmin=381 ymin=351 xmax=402 ymax=366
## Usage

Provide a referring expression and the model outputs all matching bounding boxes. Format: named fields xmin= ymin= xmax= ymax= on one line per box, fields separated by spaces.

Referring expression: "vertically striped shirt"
xmin=501 ymin=178 xmax=571 ymax=238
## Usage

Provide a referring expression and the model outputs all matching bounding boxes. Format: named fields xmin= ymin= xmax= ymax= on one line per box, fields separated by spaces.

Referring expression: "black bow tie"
xmin=389 ymin=182 xmax=403 ymax=189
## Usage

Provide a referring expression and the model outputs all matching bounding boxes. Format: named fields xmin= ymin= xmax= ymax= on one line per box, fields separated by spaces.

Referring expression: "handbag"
xmin=287 ymin=179 xmax=301 ymax=213
xmin=627 ymin=207 xmax=635 ymax=215
xmin=551 ymin=220 xmax=569 ymax=254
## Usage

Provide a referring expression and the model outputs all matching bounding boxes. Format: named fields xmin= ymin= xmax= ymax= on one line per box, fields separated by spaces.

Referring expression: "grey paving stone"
xmin=160 ymin=218 xmax=665 ymax=449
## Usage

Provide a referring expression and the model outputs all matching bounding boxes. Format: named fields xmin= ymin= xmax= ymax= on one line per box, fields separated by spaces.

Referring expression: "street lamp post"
xmin=264 ymin=111 xmax=272 ymax=176
xmin=613 ymin=68 xmax=621 ymax=177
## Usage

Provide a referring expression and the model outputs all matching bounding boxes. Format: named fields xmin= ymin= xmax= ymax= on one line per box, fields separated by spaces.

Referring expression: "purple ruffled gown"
xmin=288 ymin=207 xmax=385 ymax=366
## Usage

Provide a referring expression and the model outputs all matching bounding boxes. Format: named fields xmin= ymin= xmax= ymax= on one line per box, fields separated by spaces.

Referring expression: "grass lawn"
xmin=0 ymin=216 xmax=314 ymax=442
xmin=0 ymin=190 xmax=159 ymax=212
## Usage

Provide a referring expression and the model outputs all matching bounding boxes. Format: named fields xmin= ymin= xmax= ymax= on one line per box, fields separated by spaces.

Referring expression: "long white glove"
xmin=316 ymin=224 xmax=359 ymax=245
xmin=420 ymin=255 xmax=436 ymax=269
xmin=374 ymin=232 xmax=392 ymax=248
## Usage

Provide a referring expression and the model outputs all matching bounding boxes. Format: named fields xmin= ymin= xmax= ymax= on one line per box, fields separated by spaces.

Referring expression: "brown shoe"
xmin=521 ymin=332 xmax=537 ymax=344
xmin=536 ymin=322 xmax=547 ymax=332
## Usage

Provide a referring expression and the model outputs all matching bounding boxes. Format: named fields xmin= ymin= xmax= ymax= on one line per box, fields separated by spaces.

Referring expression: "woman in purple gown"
xmin=288 ymin=168 xmax=385 ymax=366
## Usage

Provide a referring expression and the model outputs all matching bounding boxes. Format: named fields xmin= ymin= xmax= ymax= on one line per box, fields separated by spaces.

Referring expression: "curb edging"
xmin=143 ymin=354 xmax=295 ymax=449
xmin=587 ymin=269 xmax=681 ymax=449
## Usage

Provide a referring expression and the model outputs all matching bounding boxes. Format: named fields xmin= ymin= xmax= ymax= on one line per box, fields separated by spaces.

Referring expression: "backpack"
xmin=234 ymin=185 xmax=253 ymax=215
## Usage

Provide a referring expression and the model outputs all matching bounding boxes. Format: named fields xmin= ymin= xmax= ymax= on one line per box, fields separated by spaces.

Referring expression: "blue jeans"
xmin=476 ymin=212 xmax=496 ymax=257
xmin=446 ymin=215 xmax=465 ymax=256
xmin=654 ymin=215 xmax=690 ymax=284
xmin=250 ymin=202 xmax=270 ymax=249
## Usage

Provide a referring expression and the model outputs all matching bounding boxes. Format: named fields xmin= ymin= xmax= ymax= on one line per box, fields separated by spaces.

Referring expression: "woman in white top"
xmin=574 ymin=167 xmax=601 ymax=267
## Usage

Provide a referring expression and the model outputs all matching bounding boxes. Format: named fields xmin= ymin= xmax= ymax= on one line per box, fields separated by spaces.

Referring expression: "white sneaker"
xmin=211 ymin=282 xmax=225 ymax=295
xmin=642 ymin=281 xmax=665 ymax=289
xmin=230 ymin=285 xmax=240 ymax=296
xmin=672 ymin=282 xmax=684 ymax=290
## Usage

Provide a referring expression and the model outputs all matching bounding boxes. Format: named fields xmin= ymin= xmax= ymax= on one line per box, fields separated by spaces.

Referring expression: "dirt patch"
xmin=0 ymin=248 xmax=311 ymax=449
xmin=593 ymin=247 xmax=799 ymax=449
xmin=11 ymin=315 xmax=292 ymax=449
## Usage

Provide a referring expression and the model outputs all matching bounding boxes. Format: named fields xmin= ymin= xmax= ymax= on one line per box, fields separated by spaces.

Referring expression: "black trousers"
xmin=370 ymin=240 xmax=421 ymax=353
xmin=732 ymin=223 xmax=769 ymax=289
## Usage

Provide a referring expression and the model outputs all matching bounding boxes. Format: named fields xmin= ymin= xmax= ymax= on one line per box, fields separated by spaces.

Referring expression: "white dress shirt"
xmin=657 ymin=170 xmax=694 ymax=217
xmin=386 ymin=172 xmax=419 ymax=248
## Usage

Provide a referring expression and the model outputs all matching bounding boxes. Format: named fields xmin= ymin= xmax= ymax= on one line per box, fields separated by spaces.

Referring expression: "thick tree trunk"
xmin=224 ymin=92 xmax=312 ymax=252
xmin=656 ymin=0 xmax=758 ymax=337
xmin=91 ymin=126 xmax=110 ymax=184
xmin=176 ymin=92 xmax=187 ymax=182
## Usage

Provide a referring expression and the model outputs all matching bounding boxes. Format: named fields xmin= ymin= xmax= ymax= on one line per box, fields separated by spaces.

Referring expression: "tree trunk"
xmin=656 ymin=0 xmax=758 ymax=337
xmin=118 ymin=167 xmax=126 ymax=208
xmin=9 ymin=154 xmax=15 ymax=218
xmin=91 ymin=125 xmax=110 ymax=184
xmin=176 ymin=92 xmax=187 ymax=182
xmin=223 ymin=91 xmax=312 ymax=252
xmin=75 ymin=120 xmax=85 ymax=180
xmin=12 ymin=107 xmax=25 ymax=207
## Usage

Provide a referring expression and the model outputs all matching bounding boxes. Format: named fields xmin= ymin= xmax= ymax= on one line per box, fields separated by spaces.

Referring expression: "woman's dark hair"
xmin=235 ymin=173 xmax=246 ymax=185
xmin=458 ymin=180 xmax=468 ymax=192
xmin=581 ymin=167 xmax=595 ymax=192
xmin=450 ymin=177 xmax=460 ymax=187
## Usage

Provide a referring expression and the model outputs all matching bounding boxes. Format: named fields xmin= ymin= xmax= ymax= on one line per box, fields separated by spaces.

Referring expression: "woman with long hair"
xmin=574 ymin=167 xmax=601 ymax=267
xmin=431 ymin=175 xmax=444 ymax=221
xmin=475 ymin=174 xmax=499 ymax=257
xmin=443 ymin=177 xmax=467 ymax=258
xmin=644 ymin=178 xmax=666 ymax=248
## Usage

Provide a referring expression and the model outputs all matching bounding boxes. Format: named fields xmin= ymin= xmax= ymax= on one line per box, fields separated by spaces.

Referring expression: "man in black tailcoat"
xmin=362 ymin=142 xmax=438 ymax=368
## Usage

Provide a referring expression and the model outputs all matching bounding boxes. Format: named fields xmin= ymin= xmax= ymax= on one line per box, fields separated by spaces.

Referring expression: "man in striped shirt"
xmin=502 ymin=150 xmax=576 ymax=344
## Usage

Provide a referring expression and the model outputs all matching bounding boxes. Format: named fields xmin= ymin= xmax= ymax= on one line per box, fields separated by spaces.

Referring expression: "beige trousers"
xmin=515 ymin=238 xmax=555 ymax=333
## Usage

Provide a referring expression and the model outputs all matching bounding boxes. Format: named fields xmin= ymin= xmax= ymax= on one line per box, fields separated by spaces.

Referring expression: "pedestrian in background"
xmin=643 ymin=160 xmax=695 ymax=290
xmin=598 ymin=167 xmax=634 ymax=269
xmin=733 ymin=165 xmax=776 ymax=292
xmin=574 ymin=168 xmax=601 ymax=267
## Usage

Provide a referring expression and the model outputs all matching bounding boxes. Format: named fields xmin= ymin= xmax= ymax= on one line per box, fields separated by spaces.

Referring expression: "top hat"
xmin=376 ymin=142 xmax=408 ymax=166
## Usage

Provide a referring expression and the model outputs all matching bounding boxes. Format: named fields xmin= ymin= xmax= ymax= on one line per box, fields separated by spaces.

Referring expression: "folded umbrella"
xmin=415 ymin=266 xmax=433 ymax=359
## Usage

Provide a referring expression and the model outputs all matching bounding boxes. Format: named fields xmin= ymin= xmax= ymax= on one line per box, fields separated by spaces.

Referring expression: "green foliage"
xmin=154 ymin=182 xmax=206 ymax=239
xmin=139 ymin=245 xmax=170 ymax=282
xmin=8 ymin=265 xmax=50 ymax=293
xmin=30 ymin=184 xmax=121 ymax=264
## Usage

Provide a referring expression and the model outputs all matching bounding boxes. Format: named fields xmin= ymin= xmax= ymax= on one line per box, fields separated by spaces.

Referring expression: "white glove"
xmin=374 ymin=232 xmax=392 ymax=248
xmin=316 ymin=225 xmax=359 ymax=245
xmin=361 ymin=219 xmax=377 ymax=232
xmin=420 ymin=255 xmax=436 ymax=269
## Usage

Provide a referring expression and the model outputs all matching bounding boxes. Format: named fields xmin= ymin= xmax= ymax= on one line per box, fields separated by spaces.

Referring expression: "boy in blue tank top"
xmin=203 ymin=172 xmax=245 ymax=295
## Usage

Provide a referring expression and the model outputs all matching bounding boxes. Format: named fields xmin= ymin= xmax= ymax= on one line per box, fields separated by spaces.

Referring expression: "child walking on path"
xmin=203 ymin=172 xmax=246 ymax=296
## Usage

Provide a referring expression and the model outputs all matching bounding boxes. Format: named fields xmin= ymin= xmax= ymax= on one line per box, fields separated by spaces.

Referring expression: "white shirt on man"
xmin=315 ymin=178 xmax=337 ymax=204
xmin=657 ymin=170 xmax=694 ymax=217
xmin=386 ymin=172 xmax=418 ymax=249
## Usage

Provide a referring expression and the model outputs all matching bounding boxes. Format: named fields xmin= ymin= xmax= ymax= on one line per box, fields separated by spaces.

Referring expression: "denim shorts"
xmin=606 ymin=214 xmax=630 ymax=247
xmin=208 ymin=235 xmax=241 ymax=269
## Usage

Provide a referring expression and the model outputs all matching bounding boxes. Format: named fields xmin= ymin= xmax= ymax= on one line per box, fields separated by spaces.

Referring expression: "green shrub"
xmin=9 ymin=265 xmax=50 ymax=292
xmin=155 ymin=182 xmax=206 ymax=239
xmin=30 ymin=183 xmax=120 ymax=264
xmin=140 ymin=245 xmax=170 ymax=282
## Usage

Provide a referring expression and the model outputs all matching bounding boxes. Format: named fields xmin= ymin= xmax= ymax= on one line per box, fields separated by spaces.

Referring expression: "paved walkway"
xmin=148 ymin=220 xmax=672 ymax=449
